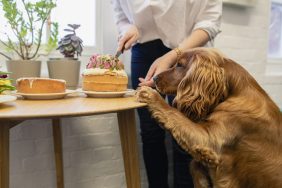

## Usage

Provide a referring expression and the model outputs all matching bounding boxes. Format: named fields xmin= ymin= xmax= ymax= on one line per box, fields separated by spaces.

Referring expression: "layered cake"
xmin=16 ymin=77 xmax=66 ymax=93
xmin=82 ymin=54 xmax=128 ymax=92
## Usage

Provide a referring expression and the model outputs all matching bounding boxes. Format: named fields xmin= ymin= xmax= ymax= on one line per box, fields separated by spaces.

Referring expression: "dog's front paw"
xmin=136 ymin=86 xmax=159 ymax=104
xmin=192 ymin=146 xmax=220 ymax=168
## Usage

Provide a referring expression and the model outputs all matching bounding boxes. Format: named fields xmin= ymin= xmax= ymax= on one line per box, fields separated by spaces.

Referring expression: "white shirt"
xmin=111 ymin=0 xmax=222 ymax=48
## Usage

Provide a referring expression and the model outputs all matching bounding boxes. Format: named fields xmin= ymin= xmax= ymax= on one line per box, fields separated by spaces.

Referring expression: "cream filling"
xmin=83 ymin=68 xmax=127 ymax=77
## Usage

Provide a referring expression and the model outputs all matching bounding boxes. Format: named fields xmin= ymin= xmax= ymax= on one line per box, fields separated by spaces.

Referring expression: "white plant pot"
xmin=47 ymin=58 xmax=81 ymax=89
xmin=6 ymin=60 xmax=41 ymax=84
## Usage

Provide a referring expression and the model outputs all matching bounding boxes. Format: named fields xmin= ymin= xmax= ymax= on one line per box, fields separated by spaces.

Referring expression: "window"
xmin=267 ymin=0 xmax=282 ymax=76
xmin=51 ymin=0 xmax=96 ymax=47
xmin=268 ymin=1 xmax=282 ymax=58
xmin=0 ymin=0 xmax=96 ymax=48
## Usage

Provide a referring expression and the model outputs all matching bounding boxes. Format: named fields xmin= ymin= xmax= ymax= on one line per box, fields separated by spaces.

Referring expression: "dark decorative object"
xmin=57 ymin=24 xmax=83 ymax=58
xmin=0 ymin=71 xmax=15 ymax=93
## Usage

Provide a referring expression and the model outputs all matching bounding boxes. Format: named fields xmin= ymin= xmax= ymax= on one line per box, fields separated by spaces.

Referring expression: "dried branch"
xmin=0 ymin=39 xmax=23 ymax=59
xmin=29 ymin=10 xmax=51 ymax=60
xmin=0 ymin=51 xmax=12 ymax=60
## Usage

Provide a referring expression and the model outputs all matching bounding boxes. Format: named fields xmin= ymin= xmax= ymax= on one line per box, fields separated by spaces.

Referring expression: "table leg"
xmin=52 ymin=119 xmax=64 ymax=188
xmin=117 ymin=110 xmax=141 ymax=188
xmin=0 ymin=121 xmax=19 ymax=188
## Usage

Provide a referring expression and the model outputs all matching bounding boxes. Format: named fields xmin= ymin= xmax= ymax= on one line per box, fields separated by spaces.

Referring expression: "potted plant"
xmin=0 ymin=0 xmax=58 ymax=83
xmin=47 ymin=24 xmax=83 ymax=89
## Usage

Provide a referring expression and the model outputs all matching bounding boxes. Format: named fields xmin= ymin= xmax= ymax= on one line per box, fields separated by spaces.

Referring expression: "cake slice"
xmin=16 ymin=77 xmax=66 ymax=93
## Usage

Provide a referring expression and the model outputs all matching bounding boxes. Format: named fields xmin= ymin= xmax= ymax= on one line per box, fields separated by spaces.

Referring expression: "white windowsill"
xmin=273 ymin=0 xmax=282 ymax=4
xmin=44 ymin=46 xmax=99 ymax=58
xmin=265 ymin=58 xmax=282 ymax=81
xmin=223 ymin=0 xmax=257 ymax=7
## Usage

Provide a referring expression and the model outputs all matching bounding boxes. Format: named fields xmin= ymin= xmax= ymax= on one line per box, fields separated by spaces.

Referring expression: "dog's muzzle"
xmin=153 ymin=75 xmax=159 ymax=83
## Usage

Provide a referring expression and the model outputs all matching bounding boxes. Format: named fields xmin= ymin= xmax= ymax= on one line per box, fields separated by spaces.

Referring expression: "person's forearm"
xmin=165 ymin=29 xmax=210 ymax=67
xmin=140 ymin=29 xmax=210 ymax=86
xmin=178 ymin=29 xmax=210 ymax=51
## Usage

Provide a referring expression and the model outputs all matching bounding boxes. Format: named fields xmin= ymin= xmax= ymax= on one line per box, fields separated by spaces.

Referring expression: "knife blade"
xmin=115 ymin=46 xmax=125 ymax=58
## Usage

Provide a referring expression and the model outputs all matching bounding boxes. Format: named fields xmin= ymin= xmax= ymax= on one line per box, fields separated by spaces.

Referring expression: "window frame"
xmin=46 ymin=0 xmax=102 ymax=57
xmin=272 ymin=0 xmax=282 ymax=4
xmin=268 ymin=0 xmax=282 ymax=60
xmin=267 ymin=0 xmax=282 ymax=76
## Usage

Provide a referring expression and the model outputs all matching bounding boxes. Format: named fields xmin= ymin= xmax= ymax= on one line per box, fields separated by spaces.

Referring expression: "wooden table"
xmin=0 ymin=94 xmax=146 ymax=188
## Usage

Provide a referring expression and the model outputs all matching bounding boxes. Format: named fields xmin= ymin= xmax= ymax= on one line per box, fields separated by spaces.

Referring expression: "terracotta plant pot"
xmin=47 ymin=58 xmax=81 ymax=89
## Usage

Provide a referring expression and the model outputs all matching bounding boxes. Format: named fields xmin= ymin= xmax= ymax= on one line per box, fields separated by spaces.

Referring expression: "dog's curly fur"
xmin=136 ymin=48 xmax=282 ymax=188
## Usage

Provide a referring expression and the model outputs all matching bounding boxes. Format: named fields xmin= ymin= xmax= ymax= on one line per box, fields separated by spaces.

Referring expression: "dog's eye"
xmin=176 ymin=63 xmax=183 ymax=67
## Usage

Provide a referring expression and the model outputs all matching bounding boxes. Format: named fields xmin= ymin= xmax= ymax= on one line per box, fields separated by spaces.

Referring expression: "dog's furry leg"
xmin=136 ymin=86 xmax=222 ymax=166
xmin=191 ymin=146 xmax=220 ymax=168
xmin=136 ymin=86 xmax=172 ymax=124
xmin=190 ymin=160 xmax=212 ymax=188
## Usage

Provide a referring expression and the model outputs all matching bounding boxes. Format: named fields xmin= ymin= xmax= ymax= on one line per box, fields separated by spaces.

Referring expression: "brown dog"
xmin=136 ymin=48 xmax=282 ymax=188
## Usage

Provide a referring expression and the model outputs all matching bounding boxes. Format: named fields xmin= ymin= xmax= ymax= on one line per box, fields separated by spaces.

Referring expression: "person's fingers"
xmin=138 ymin=79 xmax=154 ymax=87
xmin=118 ymin=34 xmax=130 ymax=52
xmin=117 ymin=41 xmax=126 ymax=52
xmin=148 ymin=80 xmax=155 ymax=87
xmin=138 ymin=77 xmax=154 ymax=87
xmin=117 ymin=41 xmax=125 ymax=52
xmin=138 ymin=77 xmax=146 ymax=86
xmin=144 ymin=65 xmax=156 ymax=81
xmin=138 ymin=81 xmax=146 ymax=86
xmin=124 ymin=34 xmax=138 ymax=50
xmin=138 ymin=77 xmax=146 ymax=83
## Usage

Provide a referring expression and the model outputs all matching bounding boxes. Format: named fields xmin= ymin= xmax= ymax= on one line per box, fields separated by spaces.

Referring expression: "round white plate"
xmin=0 ymin=95 xmax=17 ymax=104
xmin=78 ymin=89 xmax=135 ymax=98
xmin=16 ymin=89 xmax=77 ymax=100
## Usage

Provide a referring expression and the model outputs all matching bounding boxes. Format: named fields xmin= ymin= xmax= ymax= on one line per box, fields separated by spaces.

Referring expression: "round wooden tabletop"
xmin=0 ymin=94 xmax=146 ymax=120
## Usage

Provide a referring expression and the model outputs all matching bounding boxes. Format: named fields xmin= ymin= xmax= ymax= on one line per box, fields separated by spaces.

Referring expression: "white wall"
xmin=215 ymin=0 xmax=282 ymax=107
xmin=2 ymin=0 xmax=282 ymax=188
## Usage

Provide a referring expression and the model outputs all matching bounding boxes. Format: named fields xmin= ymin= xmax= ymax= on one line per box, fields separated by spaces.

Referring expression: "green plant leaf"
xmin=0 ymin=0 xmax=57 ymax=60
xmin=0 ymin=71 xmax=12 ymax=75
xmin=0 ymin=84 xmax=16 ymax=93
xmin=46 ymin=22 xmax=59 ymax=52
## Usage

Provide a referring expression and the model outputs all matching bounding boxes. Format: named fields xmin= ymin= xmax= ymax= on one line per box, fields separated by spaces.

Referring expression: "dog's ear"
xmin=174 ymin=49 xmax=228 ymax=121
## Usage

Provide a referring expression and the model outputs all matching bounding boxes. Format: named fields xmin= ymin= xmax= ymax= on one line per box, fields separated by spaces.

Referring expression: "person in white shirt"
xmin=111 ymin=0 xmax=222 ymax=187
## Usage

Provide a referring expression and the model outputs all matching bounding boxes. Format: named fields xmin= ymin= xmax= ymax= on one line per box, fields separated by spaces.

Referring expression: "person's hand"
xmin=138 ymin=50 xmax=178 ymax=87
xmin=117 ymin=25 xmax=140 ymax=52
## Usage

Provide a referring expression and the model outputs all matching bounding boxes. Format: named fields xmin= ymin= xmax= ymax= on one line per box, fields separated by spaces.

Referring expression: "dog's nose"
xmin=153 ymin=75 xmax=158 ymax=82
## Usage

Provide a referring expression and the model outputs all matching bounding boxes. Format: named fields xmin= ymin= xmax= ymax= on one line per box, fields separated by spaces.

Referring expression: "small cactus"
xmin=57 ymin=24 xmax=83 ymax=58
